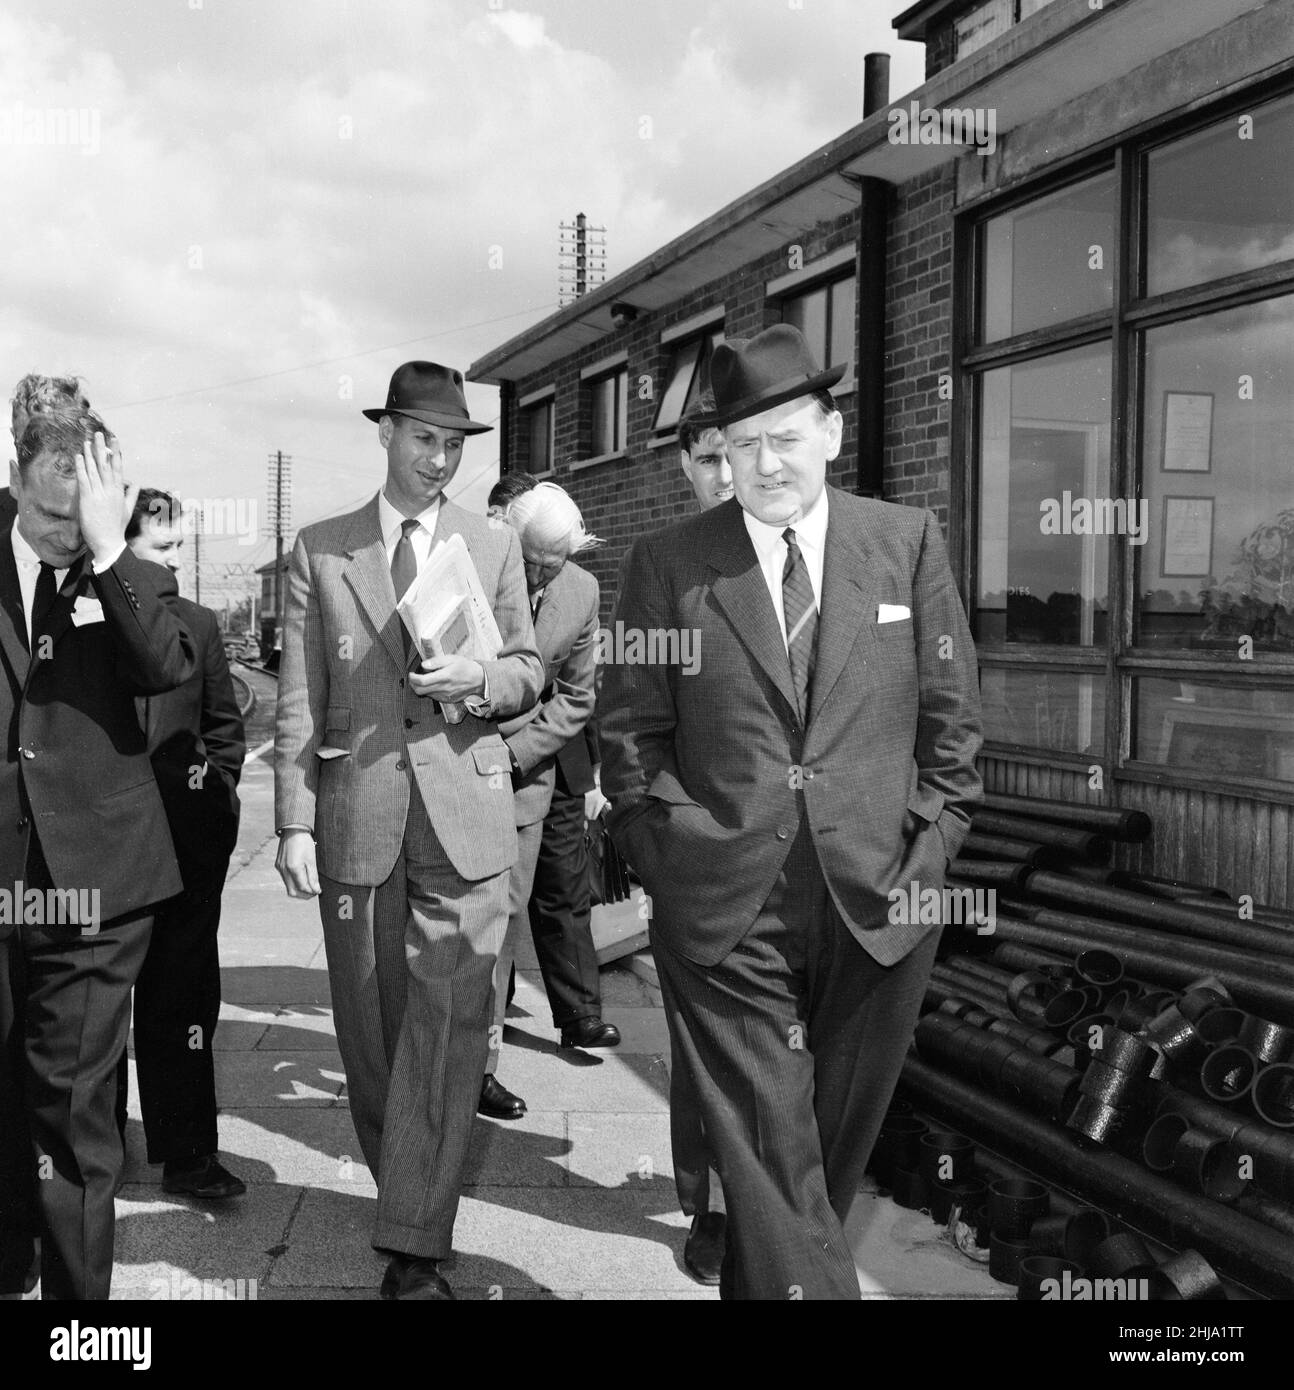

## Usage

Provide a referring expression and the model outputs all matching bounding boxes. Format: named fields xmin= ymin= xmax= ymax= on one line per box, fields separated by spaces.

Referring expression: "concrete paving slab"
xmin=211 ymin=1020 xmax=271 ymax=1051
xmin=112 ymin=1183 xmax=298 ymax=1283
xmin=220 ymin=965 xmax=332 ymax=1006
xmin=481 ymin=1043 xmax=670 ymax=1113
xmin=462 ymin=1110 xmax=569 ymax=1188
xmin=565 ymin=1112 xmax=676 ymax=1192
xmin=447 ymin=1189 xmax=695 ymax=1294
xmin=211 ymin=1109 xmax=376 ymax=1188
xmin=599 ymin=1007 xmax=670 ymax=1053
xmin=264 ymin=1185 xmax=387 ymax=1290
xmin=214 ymin=1050 xmax=346 ymax=1106
xmin=257 ymin=1006 xmax=339 ymax=1050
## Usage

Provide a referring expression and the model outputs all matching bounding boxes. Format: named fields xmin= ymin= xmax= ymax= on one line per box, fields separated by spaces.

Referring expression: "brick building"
xmin=468 ymin=0 xmax=1294 ymax=905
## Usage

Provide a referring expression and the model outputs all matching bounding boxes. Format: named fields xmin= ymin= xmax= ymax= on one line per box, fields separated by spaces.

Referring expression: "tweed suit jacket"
xmin=274 ymin=494 xmax=544 ymax=885
xmin=597 ymin=487 xmax=983 ymax=968
xmin=496 ymin=559 xmax=599 ymax=829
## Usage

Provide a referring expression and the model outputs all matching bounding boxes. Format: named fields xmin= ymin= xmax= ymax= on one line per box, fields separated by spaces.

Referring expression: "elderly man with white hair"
xmin=479 ymin=479 xmax=619 ymax=1121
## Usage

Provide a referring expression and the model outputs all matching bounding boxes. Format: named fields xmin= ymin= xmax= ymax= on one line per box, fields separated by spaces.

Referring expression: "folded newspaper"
xmin=396 ymin=532 xmax=503 ymax=724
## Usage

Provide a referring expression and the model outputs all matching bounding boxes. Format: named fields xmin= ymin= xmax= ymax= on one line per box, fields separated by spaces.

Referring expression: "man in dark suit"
xmin=598 ymin=326 xmax=983 ymax=1299
xmin=479 ymin=479 xmax=615 ymax=1120
xmin=0 ymin=412 xmax=195 ymax=1300
xmin=114 ymin=489 xmax=247 ymax=1199
xmin=666 ymin=393 xmax=731 ymax=1284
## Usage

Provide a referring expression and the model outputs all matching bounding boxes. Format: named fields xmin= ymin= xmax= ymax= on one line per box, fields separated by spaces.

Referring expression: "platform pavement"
xmin=109 ymin=744 xmax=1006 ymax=1301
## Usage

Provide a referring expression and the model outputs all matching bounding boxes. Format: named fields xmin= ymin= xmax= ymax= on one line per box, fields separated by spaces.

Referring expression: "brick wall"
xmin=502 ymin=176 xmax=957 ymax=621
xmin=882 ymin=163 xmax=956 ymax=532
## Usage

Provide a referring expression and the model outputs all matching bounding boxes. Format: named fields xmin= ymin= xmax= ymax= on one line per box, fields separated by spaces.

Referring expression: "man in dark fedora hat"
xmin=275 ymin=360 xmax=543 ymax=1300
xmin=598 ymin=324 xmax=983 ymax=1298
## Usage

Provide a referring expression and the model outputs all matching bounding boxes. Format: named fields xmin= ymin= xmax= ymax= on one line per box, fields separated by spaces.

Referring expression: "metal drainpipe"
xmin=855 ymin=53 xmax=890 ymax=498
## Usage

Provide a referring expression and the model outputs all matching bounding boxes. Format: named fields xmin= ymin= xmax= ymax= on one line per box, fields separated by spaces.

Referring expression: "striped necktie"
xmin=781 ymin=527 xmax=817 ymax=718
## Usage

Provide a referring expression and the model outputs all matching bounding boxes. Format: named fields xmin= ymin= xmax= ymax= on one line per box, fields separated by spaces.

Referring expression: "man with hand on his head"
xmin=0 ymin=412 xmax=195 ymax=1299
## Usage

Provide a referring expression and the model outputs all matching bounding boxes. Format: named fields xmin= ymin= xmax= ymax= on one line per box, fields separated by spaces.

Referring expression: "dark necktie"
xmin=31 ymin=562 xmax=58 ymax=649
xmin=391 ymin=519 xmax=420 ymax=657
xmin=782 ymin=528 xmax=818 ymax=718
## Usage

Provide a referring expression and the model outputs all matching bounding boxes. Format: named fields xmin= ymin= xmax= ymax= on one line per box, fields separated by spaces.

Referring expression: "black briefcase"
xmin=585 ymin=809 xmax=633 ymax=906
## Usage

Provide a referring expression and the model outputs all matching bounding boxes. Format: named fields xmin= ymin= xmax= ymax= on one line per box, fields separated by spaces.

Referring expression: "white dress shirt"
xmin=377 ymin=489 xmax=490 ymax=710
xmin=378 ymin=489 xmax=440 ymax=571
xmin=741 ymin=487 xmax=829 ymax=651
xmin=12 ymin=521 xmax=70 ymax=646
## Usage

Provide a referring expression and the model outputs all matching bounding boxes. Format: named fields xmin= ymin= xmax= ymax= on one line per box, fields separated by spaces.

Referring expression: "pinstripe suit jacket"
xmin=274 ymin=494 xmax=544 ymax=885
xmin=598 ymin=487 xmax=983 ymax=967
xmin=497 ymin=559 xmax=599 ymax=829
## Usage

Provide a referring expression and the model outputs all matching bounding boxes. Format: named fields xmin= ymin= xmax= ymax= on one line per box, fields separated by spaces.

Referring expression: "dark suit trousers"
xmin=526 ymin=771 xmax=601 ymax=1027
xmin=114 ymin=859 xmax=230 ymax=1164
xmin=0 ymin=902 xmax=151 ymax=1299
xmin=652 ymin=819 xmax=938 ymax=1301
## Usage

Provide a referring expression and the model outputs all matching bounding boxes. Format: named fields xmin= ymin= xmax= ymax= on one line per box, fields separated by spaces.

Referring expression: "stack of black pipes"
xmin=886 ymin=789 xmax=1294 ymax=1300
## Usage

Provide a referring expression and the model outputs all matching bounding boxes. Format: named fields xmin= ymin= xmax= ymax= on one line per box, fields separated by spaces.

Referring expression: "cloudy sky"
xmin=0 ymin=0 xmax=923 ymax=603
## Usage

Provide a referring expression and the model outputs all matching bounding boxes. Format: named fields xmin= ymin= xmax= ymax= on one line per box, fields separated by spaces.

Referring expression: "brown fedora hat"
xmin=709 ymin=325 xmax=844 ymax=428
xmin=362 ymin=360 xmax=492 ymax=434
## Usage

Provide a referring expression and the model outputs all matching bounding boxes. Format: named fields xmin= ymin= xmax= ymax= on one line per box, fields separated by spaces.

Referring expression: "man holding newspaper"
xmin=274 ymin=362 xmax=543 ymax=1301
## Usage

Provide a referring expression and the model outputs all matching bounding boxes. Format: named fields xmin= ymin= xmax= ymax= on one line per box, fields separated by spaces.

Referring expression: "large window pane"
xmin=1146 ymin=93 xmax=1294 ymax=297
xmin=1136 ymin=294 xmax=1294 ymax=653
xmin=981 ymin=668 xmax=1106 ymax=755
xmin=975 ymin=344 xmax=1112 ymax=646
xmin=1134 ymin=677 xmax=1294 ymax=783
xmin=979 ymin=171 xmax=1116 ymax=342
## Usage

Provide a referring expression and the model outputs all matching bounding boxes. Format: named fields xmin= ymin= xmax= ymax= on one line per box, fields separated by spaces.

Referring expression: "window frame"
xmin=955 ymin=77 xmax=1294 ymax=796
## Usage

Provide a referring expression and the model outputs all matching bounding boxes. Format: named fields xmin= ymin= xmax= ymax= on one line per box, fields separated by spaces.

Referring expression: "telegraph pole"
xmin=193 ymin=506 xmax=202 ymax=605
xmin=265 ymin=451 xmax=292 ymax=640
xmin=558 ymin=212 xmax=607 ymax=306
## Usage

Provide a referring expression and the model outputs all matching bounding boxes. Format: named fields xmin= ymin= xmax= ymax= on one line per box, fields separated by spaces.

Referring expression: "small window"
xmin=652 ymin=330 xmax=723 ymax=436
xmin=589 ymin=366 xmax=628 ymax=456
xmin=521 ymin=399 xmax=553 ymax=474
xmin=780 ymin=274 xmax=855 ymax=390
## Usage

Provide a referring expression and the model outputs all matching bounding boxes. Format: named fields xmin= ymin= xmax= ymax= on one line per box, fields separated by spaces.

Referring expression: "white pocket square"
xmin=70 ymin=597 xmax=105 ymax=627
xmin=878 ymin=604 xmax=911 ymax=624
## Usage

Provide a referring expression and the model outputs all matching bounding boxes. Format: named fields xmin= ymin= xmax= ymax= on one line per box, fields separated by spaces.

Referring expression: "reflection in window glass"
xmin=1134 ymin=678 xmax=1294 ymax=784
xmin=976 ymin=345 xmax=1111 ymax=647
xmin=1137 ymin=294 xmax=1294 ymax=653
xmin=979 ymin=171 xmax=1115 ymax=343
xmin=524 ymin=401 xmax=552 ymax=474
xmin=1146 ymin=94 xmax=1294 ymax=297
xmin=590 ymin=369 xmax=627 ymax=456
xmin=783 ymin=275 xmax=855 ymax=385
xmin=980 ymin=668 xmax=1106 ymax=755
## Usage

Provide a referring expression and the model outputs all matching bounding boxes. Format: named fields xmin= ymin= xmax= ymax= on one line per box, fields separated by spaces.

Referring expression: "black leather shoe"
xmin=478 ymin=1075 xmax=527 ymax=1119
xmin=162 ymin=1156 xmax=247 ymax=1199
xmin=559 ymin=1017 xmax=622 ymax=1050
xmin=380 ymin=1254 xmax=455 ymax=1301
xmin=683 ymin=1211 xmax=726 ymax=1285
xmin=398 ymin=1257 xmax=455 ymax=1300
xmin=379 ymin=1256 xmax=404 ymax=1300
